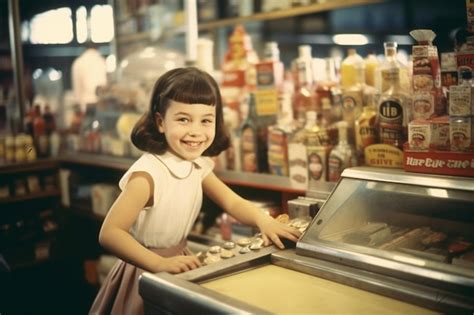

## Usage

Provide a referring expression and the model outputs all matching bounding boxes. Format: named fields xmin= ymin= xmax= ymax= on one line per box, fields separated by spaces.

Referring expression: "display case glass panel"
xmin=298 ymin=167 xmax=474 ymax=289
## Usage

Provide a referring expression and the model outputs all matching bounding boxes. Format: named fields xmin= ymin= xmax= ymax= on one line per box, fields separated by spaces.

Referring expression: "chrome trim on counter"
xmin=140 ymin=272 xmax=270 ymax=314
xmin=341 ymin=167 xmax=474 ymax=192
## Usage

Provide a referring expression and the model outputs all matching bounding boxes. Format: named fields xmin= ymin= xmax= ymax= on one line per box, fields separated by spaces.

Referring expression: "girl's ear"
xmin=155 ymin=113 xmax=165 ymax=133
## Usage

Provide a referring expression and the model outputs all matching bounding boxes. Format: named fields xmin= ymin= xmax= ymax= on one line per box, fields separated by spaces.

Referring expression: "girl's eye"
xmin=202 ymin=119 xmax=214 ymax=124
xmin=177 ymin=117 xmax=189 ymax=123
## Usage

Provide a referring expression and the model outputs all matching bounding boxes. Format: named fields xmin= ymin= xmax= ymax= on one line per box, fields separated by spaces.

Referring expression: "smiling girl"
xmin=89 ymin=67 xmax=301 ymax=314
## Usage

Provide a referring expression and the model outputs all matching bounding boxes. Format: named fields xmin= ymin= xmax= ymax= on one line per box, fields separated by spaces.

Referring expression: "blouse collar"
xmin=154 ymin=151 xmax=204 ymax=179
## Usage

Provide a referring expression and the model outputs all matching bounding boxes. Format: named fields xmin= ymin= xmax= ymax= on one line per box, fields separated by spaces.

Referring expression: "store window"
xmin=29 ymin=8 xmax=74 ymax=44
xmin=90 ymin=5 xmax=114 ymax=43
xmin=76 ymin=6 xmax=88 ymax=44
xmin=26 ymin=4 xmax=114 ymax=45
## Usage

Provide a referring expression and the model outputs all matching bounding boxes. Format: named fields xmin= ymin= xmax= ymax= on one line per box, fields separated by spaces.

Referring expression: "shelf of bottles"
xmin=114 ymin=0 xmax=383 ymax=44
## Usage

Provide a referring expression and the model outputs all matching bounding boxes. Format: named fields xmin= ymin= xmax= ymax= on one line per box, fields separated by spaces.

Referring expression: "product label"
xmin=413 ymin=91 xmax=435 ymax=120
xmin=222 ymin=70 xmax=246 ymax=87
xmin=449 ymin=85 xmax=472 ymax=116
xmin=364 ymin=144 xmax=404 ymax=168
xmin=267 ymin=128 xmax=289 ymax=176
xmin=342 ymin=91 xmax=363 ymax=122
xmin=412 ymin=45 xmax=441 ymax=89
xmin=404 ymin=150 xmax=474 ymax=177
xmin=355 ymin=113 xmax=377 ymax=151
xmin=240 ymin=126 xmax=257 ymax=172
xmin=328 ymin=155 xmax=343 ymax=182
xmin=379 ymin=99 xmax=404 ymax=147
xmin=408 ymin=121 xmax=431 ymax=151
xmin=307 ymin=146 xmax=328 ymax=182
xmin=288 ymin=142 xmax=308 ymax=189
xmin=450 ymin=116 xmax=472 ymax=152
xmin=255 ymin=89 xmax=279 ymax=116
xmin=431 ymin=118 xmax=450 ymax=150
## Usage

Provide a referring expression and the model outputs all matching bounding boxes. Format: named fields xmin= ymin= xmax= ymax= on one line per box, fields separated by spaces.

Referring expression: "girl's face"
xmin=156 ymin=100 xmax=216 ymax=161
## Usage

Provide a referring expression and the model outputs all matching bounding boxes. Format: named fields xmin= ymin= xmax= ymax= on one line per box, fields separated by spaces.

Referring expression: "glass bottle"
xmin=315 ymin=58 xmax=338 ymax=115
xmin=240 ymin=93 xmax=274 ymax=173
xmin=43 ymin=104 xmax=56 ymax=136
xmin=304 ymin=111 xmax=330 ymax=147
xmin=376 ymin=66 xmax=412 ymax=150
xmin=288 ymin=111 xmax=312 ymax=188
xmin=355 ymin=91 xmax=378 ymax=164
xmin=305 ymin=111 xmax=331 ymax=182
xmin=32 ymin=105 xmax=49 ymax=158
xmin=364 ymin=51 xmax=380 ymax=87
xmin=342 ymin=62 xmax=365 ymax=126
xmin=340 ymin=48 xmax=364 ymax=90
xmin=292 ymin=45 xmax=317 ymax=126
xmin=327 ymin=121 xmax=357 ymax=182
xmin=375 ymin=42 xmax=410 ymax=93
xmin=267 ymin=93 xmax=296 ymax=176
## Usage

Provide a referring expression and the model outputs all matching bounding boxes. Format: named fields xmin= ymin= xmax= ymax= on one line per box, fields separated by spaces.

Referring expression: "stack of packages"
xmin=404 ymin=24 xmax=474 ymax=176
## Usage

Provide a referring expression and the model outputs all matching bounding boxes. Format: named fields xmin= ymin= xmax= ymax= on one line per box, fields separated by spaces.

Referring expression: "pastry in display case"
xmin=139 ymin=168 xmax=474 ymax=314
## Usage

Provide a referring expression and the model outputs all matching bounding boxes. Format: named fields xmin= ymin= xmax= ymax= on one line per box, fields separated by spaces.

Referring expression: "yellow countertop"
xmin=202 ymin=264 xmax=439 ymax=314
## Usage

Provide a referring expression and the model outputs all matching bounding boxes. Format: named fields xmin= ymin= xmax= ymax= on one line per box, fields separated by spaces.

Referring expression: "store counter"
xmin=139 ymin=167 xmax=474 ymax=314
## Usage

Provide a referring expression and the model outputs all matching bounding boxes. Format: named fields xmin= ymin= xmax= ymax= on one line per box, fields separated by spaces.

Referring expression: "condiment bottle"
xmin=340 ymin=48 xmax=364 ymax=89
xmin=328 ymin=121 xmax=357 ymax=182
xmin=376 ymin=65 xmax=412 ymax=150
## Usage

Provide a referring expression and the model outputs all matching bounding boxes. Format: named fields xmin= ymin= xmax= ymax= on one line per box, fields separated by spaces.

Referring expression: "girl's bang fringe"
xmin=166 ymin=78 xmax=216 ymax=106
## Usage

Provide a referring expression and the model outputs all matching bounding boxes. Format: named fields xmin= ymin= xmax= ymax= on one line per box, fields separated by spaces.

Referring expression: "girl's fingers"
xmin=270 ymin=234 xmax=285 ymax=249
xmin=261 ymin=233 xmax=271 ymax=246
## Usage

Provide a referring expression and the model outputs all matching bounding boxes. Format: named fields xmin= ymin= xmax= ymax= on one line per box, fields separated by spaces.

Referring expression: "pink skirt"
xmin=89 ymin=240 xmax=191 ymax=315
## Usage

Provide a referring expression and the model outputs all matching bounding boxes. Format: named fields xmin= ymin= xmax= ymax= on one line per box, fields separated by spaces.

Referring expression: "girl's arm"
xmin=98 ymin=172 xmax=200 ymax=273
xmin=202 ymin=172 xmax=301 ymax=248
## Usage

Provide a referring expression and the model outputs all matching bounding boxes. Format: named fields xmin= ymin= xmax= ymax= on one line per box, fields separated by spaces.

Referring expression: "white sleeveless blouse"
xmin=118 ymin=151 xmax=214 ymax=248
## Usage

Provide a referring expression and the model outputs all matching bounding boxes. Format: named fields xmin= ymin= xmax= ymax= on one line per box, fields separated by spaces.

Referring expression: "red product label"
xmin=404 ymin=150 xmax=474 ymax=177
xmin=222 ymin=70 xmax=246 ymax=87
xmin=456 ymin=52 xmax=474 ymax=70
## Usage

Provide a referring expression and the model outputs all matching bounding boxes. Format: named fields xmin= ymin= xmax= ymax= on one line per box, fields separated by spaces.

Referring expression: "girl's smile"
xmin=157 ymin=101 xmax=216 ymax=161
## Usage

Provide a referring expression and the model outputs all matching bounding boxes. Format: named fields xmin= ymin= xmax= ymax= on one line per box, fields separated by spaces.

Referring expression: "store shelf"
xmin=215 ymin=169 xmax=307 ymax=194
xmin=116 ymin=0 xmax=382 ymax=43
xmin=198 ymin=0 xmax=383 ymax=31
xmin=0 ymin=190 xmax=61 ymax=204
xmin=0 ymin=158 xmax=58 ymax=175
xmin=59 ymin=152 xmax=308 ymax=194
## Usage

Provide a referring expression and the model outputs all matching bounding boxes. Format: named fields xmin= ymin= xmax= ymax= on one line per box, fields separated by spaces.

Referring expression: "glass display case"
xmin=139 ymin=168 xmax=474 ymax=314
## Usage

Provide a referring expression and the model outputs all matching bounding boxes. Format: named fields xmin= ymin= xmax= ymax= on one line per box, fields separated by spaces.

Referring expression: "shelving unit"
xmin=0 ymin=159 xmax=63 ymax=271
xmin=115 ymin=0 xmax=383 ymax=46
xmin=59 ymin=152 xmax=314 ymax=212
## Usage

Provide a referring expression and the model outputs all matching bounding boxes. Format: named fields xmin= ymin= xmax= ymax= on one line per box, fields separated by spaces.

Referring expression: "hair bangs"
xmin=165 ymin=75 xmax=216 ymax=106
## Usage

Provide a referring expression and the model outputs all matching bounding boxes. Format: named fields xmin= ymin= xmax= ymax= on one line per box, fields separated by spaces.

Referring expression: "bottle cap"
xmin=298 ymin=45 xmax=312 ymax=59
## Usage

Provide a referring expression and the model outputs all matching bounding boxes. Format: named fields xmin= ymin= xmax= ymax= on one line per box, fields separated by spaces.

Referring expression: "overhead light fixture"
xmin=333 ymin=34 xmax=369 ymax=46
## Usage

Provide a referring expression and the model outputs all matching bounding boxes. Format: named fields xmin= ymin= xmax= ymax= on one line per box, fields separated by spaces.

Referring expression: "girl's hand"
xmin=255 ymin=215 xmax=302 ymax=249
xmin=154 ymin=255 xmax=201 ymax=274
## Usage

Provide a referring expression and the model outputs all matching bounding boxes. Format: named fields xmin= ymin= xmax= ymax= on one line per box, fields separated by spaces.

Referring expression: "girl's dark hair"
xmin=131 ymin=67 xmax=230 ymax=156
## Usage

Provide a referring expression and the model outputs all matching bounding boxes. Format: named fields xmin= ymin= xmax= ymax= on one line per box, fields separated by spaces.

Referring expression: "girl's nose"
xmin=188 ymin=123 xmax=202 ymax=136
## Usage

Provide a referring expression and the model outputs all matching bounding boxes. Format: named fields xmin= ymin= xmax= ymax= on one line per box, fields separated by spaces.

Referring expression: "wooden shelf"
xmin=0 ymin=189 xmax=61 ymax=204
xmin=215 ymin=170 xmax=306 ymax=194
xmin=59 ymin=153 xmax=312 ymax=194
xmin=116 ymin=0 xmax=382 ymax=43
xmin=198 ymin=0 xmax=382 ymax=31
xmin=0 ymin=158 xmax=58 ymax=175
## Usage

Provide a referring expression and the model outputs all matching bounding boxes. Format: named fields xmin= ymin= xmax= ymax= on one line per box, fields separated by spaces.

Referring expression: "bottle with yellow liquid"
xmin=340 ymin=48 xmax=364 ymax=90
xmin=364 ymin=51 xmax=379 ymax=87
